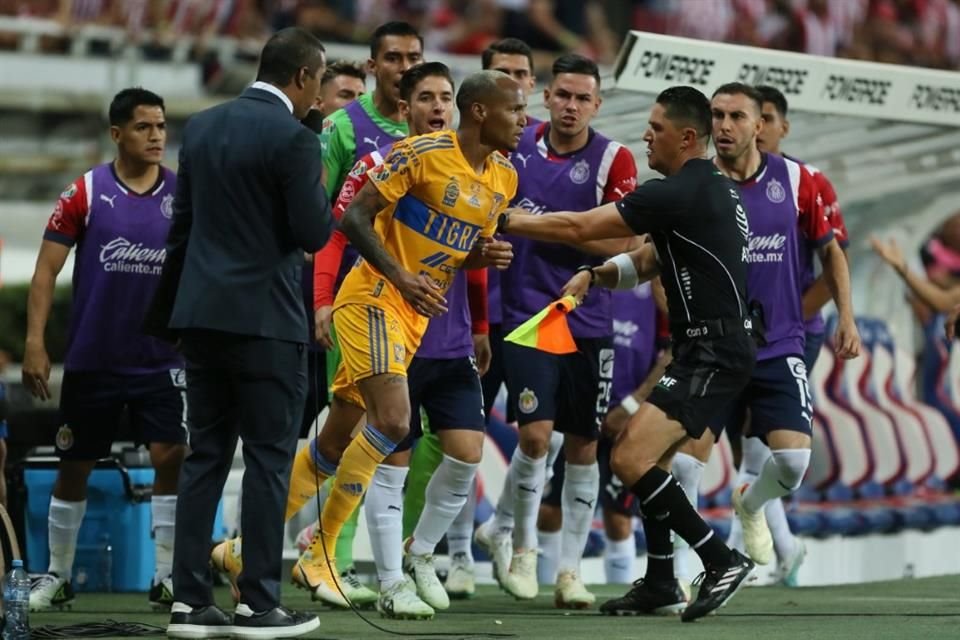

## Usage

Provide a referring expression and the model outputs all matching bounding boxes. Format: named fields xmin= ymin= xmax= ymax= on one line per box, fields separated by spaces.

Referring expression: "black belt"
xmin=671 ymin=317 xmax=754 ymax=341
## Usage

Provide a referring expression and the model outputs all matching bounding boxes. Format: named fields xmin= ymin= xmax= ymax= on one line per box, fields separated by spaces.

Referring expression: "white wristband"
xmin=607 ymin=252 xmax=639 ymax=290
xmin=620 ymin=395 xmax=641 ymax=416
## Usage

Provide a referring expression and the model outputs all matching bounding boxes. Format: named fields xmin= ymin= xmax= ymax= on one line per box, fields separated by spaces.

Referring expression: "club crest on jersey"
xmin=56 ymin=425 xmax=74 ymax=451
xmin=488 ymin=194 xmax=505 ymax=221
xmin=349 ymin=161 xmax=367 ymax=178
xmin=765 ymin=178 xmax=786 ymax=204
xmin=569 ymin=159 xmax=591 ymax=185
xmin=393 ymin=343 xmax=405 ymax=363
xmin=60 ymin=183 xmax=77 ymax=199
xmin=518 ymin=387 xmax=538 ymax=414
xmin=442 ymin=179 xmax=460 ymax=207
xmin=160 ymin=194 xmax=174 ymax=219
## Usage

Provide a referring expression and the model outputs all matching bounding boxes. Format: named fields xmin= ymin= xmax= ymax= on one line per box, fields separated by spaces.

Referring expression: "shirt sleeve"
xmin=313 ymin=229 xmax=348 ymax=309
xmin=601 ymin=146 xmax=638 ymax=204
xmin=43 ymin=177 xmax=88 ymax=246
xmin=615 ymin=177 xmax=683 ymax=235
xmin=796 ymin=164 xmax=833 ymax=247
xmin=466 ymin=268 xmax=489 ymax=335
xmin=814 ymin=170 xmax=848 ymax=248
xmin=368 ymin=138 xmax=425 ymax=204
xmin=320 ymin=114 xmax=353 ymax=197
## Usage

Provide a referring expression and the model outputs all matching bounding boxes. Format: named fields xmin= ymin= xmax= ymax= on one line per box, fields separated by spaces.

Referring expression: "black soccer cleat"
xmin=681 ymin=550 xmax=755 ymax=622
xmin=599 ymin=578 xmax=688 ymax=616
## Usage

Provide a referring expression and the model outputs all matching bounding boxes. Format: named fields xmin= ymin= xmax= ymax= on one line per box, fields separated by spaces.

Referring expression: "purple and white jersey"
xmin=416 ymin=269 xmax=474 ymax=360
xmin=501 ymin=122 xmax=636 ymax=338
xmin=44 ymin=163 xmax=183 ymax=373
xmin=736 ymin=153 xmax=833 ymax=361
xmin=610 ymin=284 xmax=658 ymax=406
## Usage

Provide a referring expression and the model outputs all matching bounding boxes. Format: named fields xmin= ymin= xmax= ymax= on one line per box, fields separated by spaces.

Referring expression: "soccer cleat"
xmin=340 ymin=567 xmax=379 ymax=608
xmin=554 ymin=570 xmax=595 ymax=609
xmin=148 ymin=574 xmax=175 ymax=611
xmin=681 ymin=550 xmax=755 ymax=622
xmin=775 ymin=538 xmax=807 ymax=587
xmin=444 ymin=552 xmax=475 ymax=599
xmin=599 ymin=578 xmax=688 ymax=616
xmin=501 ymin=549 xmax=538 ymax=600
xmin=731 ymin=484 xmax=773 ymax=565
xmin=210 ymin=537 xmax=243 ymax=602
xmin=292 ymin=536 xmax=348 ymax=608
xmin=29 ymin=573 xmax=75 ymax=611
xmin=473 ymin=518 xmax=512 ymax=587
xmin=376 ymin=580 xmax=435 ymax=620
xmin=403 ymin=547 xmax=450 ymax=611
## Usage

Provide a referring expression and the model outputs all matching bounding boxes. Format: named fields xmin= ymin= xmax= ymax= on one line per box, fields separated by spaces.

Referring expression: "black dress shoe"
xmin=231 ymin=604 xmax=319 ymax=638
xmin=167 ymin=602 xmax=232 ymax=639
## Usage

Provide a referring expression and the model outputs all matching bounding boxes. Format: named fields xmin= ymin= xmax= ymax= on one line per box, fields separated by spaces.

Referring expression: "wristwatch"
xmin=496 ymin=212 xmax=510 ymax=234
xmin=575 ymin=264 xmax=597 ymax=287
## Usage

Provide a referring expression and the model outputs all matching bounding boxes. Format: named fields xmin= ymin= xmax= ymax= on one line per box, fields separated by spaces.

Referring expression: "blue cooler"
xmin=24 ymin=457 xmax=226 ymax=592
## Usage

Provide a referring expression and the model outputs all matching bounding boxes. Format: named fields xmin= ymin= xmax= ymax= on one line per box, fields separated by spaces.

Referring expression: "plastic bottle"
xmin=2 ymin=559 xmax=30 ymax=639
xmin=100 ymin=533 xmax=113 ymax=592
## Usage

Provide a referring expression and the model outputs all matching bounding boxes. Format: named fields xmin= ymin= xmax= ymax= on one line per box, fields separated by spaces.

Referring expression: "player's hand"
xmin=869 ymin=235 xmax=906 ymax=273
xmin=22 ymin=341 xmax=52 ymax=401
xmin=314 ymin=305 xmax=335 ymax=350
xmin=945 ymin=304 xmax=960 ymax=341
xmin=561 ymin=270 xmax=592 ymax=303
xmin=601 ymin=405 xmax=630 ymax=439
xmin=472 ymin=334 xmax=492 ymax=376
xmin=398 ymin=272 xmax=448 ymax=317
xmin=479 ymin=237 xmax=514 ymax=270
xmin=834 ymin=315 xmax=861 ymax=359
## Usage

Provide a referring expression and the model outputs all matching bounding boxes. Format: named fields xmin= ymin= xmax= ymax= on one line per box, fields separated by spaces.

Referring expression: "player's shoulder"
xmin=491 ymin=150 xmax=517 ymax=173
xmin=406 ymin=130 xmax=456 ymax=155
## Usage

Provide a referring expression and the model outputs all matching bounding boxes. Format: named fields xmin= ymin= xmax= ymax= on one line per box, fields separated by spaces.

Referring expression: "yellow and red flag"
xmin=504 ymin=296 xmax=579 ymax=354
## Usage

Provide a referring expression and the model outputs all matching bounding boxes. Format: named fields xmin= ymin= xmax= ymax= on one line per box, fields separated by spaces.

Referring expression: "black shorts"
xmin=647 ymin=332 xmax=755 ymax=439
xmin=395 ymin=356 xmax=485 ymax=452
xmin=804 ymin=331 xmax=825 ymax=374
xmin=503 ymin=336 xmax=614 ymax=441
xmin=58 ymin=369 xmax=188 ymax=460
xmin=541 ymin=447 xmax=564 ymax=509
xmin=707 ymin=354 xmax=813 ymax=441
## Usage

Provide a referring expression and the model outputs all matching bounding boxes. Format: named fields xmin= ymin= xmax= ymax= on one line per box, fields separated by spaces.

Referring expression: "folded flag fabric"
xmin=504 ymin=295 xmax=579 ymax=354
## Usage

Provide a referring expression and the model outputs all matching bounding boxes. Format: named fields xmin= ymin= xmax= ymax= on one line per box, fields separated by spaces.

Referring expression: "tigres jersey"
xmin=334 ymin=130 xmax=518 ymax=329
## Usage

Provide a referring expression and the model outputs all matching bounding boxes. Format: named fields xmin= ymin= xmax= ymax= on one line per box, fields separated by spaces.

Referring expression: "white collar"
xmin=250 ymin=81 xmax=293 ymax=114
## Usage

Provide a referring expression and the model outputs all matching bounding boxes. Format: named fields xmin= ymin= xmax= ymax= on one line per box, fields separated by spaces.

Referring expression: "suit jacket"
xmin=146 ymin=87 xmax=332 ymax=343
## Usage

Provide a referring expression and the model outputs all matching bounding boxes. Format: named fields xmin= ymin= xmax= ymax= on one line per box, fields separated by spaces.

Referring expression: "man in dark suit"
xmin=152 ymin=27 xmax=333 ymax=639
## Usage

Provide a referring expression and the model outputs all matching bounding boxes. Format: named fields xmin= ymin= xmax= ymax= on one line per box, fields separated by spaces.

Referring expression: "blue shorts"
xmin=58 ymin=370 xmax=188 ymax=460
xmin=503 ymin=336 xmax=613 ymax=441
xmin=804 ymin=331 xmax=825 ymax=373
xmin=709 ymin=355 xmax=813 ymax=441
xmin=396 ymin=356 xmax=485 ymax=452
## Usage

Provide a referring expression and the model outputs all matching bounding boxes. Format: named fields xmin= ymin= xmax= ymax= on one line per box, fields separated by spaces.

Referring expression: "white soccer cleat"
xmin=29 ymin=573 xmax=74 ymax=611
xmin=340 ymin=567 xmax=379 ymax=608
xmin=554 ymin=570 xmax=595 ymax=609
xmin=403 ymin=551 xmax=450 ymax=611
xmin=474 ymin=518 xmax=512 ymax=587
xmin=377 ymin=580 xmax=435 ymax=620
xmin=775 ymin=538 xmax=807 ymax=587
xmin=444 ymin=552 xmax=475 ymax=599
xmin=731 ymin=484 xmax=773 ymax=566
xmin=502 ymin=549 xmax=538 ymax=600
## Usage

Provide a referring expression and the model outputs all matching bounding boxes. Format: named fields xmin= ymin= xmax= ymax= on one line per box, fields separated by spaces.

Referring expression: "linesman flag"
xmin=504 ymin=295 xmax=579 ymax=354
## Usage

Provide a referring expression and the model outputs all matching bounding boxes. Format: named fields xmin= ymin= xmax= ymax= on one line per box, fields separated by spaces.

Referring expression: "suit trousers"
xmin=172 ymin=329 xmax=306 ymax=612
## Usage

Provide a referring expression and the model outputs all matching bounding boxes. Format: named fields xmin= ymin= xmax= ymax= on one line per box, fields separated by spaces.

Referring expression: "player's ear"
xmin=472 ymin=102 xmax=486 ymax=123
xmin=542 ymin=86 xmax=550 ymax=110
xmin=109 ymin=125 xmax=122 ymax=145
xmin=398 ymin=99 xmax=410 ymax=121
xmin=782 ymin=117 xmax=790 ymax=139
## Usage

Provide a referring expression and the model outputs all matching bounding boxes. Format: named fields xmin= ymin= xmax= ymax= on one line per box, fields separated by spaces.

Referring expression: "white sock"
xmin=728 ymin=437 xmax=769 ymax=551
xmin=365 ymin=464 xmax=408 ymax=589
xmin=492 ymin=448 xmax=519 ymax=532
xmin=558 ymin=462 xmax=599 ymax=574
xmin=537 ymin=529 xmax=561 ymax=585
xmin=48 ymin=497 xmax=86 ymax=581
xmin=447 ymin=477 xmax=477 ymax=561
xmin=670 ymin=453 xmax=704 ymax=580
xmin=511 ymin=449 xmax=547 ymax=550
xmin=742 ymin=449 xmax=811 ymax=513
xmin=604 ymin=534 xmax=635 ymax=584
xmin=543 ymin=431 xmax=564 ymax=485
xmin=411 ymin=455 xmax=479 ymax=556
xmin=151 ymin=495 xmax=177 ymax=584
xmin=767 ymin=497 xmax=796 ymax=561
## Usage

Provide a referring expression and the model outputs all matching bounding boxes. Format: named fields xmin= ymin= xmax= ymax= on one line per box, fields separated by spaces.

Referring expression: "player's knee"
xmin=369 ymin=411 xmax=411 ymax=444
xmin=518 ymin=426 xmax=551 ymax=459
xmin=771 ymin=448 xmax=811 ymax=491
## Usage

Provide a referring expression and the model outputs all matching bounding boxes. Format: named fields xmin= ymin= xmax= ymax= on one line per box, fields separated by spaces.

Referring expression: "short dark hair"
xmin=370 ymin=21 xmax=423 ymax=59
xmin=109 ymin=87 xmax=165 ymax=126
xmin=711 ymin=82 xmax=764 ymax=114
xmin=756 ymin=85 xmax=788 ymax=117
xmin=399 ymin=62 xmax=454 ymax=103
xmin=551 ymin=53 xmax=601 ymax=86
xmin=322 ymin=59 xmax=366 ymax=86
xmin=256 ymin=27 xmax=325 ymax=86
xmin=456 ymin=70 xmax=507 ymax=114
xmin=481 ymin=38 xmax=534 ymax=73
xmin=655 ymin=86 xmax=711 ymax=141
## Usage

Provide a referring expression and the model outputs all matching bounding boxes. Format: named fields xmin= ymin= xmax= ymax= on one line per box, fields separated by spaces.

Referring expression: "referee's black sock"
xmin=640 ymin=514 xmax=675 ymax=583
xmin=631 ymin=466 xmax=729 ymax=568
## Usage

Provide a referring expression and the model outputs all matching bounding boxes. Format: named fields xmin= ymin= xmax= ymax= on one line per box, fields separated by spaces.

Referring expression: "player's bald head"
xmin=456 ymin=70 xmax=520 ymax=113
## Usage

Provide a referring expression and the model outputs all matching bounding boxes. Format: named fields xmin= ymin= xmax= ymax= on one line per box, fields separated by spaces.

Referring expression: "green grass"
xmin=31 ymin=575 xmax=960 ymax=640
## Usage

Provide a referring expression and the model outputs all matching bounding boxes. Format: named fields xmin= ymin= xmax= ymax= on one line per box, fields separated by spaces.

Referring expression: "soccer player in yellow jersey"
xmin=289 ymin=70 xmax=524 ymax=605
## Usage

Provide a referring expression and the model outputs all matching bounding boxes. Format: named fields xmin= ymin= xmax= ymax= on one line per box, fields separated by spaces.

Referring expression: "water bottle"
xmin=3 ymin=559 xmax=30 ymax=639
xmin=100 ymin=533 xmax=113 ymax=593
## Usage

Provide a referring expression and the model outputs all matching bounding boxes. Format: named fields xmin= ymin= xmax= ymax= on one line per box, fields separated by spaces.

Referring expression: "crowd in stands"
xmin=2 ymin=1 xmax=957 ymax=72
